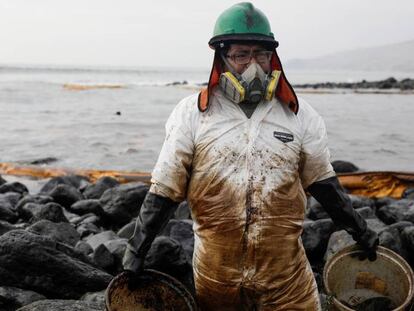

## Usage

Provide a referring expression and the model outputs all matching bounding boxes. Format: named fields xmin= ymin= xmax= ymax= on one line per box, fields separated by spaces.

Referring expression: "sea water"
xmin=0 ymin=65 xmax=413 ymax=172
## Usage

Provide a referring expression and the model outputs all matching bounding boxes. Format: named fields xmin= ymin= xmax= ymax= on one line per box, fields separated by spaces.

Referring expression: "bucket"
xmin=105 ymin=269 xmax=198 ymax=311
xmin=323 ymin=245 xmax=414 ymax=310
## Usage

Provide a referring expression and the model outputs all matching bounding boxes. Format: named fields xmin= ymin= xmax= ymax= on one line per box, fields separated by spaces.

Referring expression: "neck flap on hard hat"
xmin=198 ymin=50 xmax=299 ymax=114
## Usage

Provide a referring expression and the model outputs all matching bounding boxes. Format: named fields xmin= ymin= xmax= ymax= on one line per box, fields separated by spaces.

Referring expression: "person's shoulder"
xmin=297 ymin=96 xmax=321 ymax=121
xmin=173 ymin=92 xmax=201 ymax=115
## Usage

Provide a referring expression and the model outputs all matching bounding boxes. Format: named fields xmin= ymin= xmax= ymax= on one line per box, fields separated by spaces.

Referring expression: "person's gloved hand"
xmin=355 ymin=227 xmax=379 ymax=261
xmin=122 ymin=246 xmax=145 ymax=290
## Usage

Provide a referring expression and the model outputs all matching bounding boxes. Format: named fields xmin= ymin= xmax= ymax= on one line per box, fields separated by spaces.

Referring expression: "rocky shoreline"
xmin=0 ymin=161 xmax=414 ymax=310
xmin=293 ymin=77 xmax=414 ymax=91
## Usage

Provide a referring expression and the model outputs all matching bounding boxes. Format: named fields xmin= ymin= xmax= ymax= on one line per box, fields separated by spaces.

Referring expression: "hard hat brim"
xmin=209 ymin=33 xmax=279 ymax=50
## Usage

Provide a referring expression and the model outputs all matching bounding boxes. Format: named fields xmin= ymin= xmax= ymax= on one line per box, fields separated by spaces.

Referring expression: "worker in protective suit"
xmin=123 ymin=3 xmax=379 ymax=310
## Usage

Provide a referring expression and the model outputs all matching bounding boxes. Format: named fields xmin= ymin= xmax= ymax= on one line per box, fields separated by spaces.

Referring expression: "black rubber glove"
xmin=122 ymin=191 xmax=178 ymax=273
xmin=308 ymin=176 xmax=378 ymax=261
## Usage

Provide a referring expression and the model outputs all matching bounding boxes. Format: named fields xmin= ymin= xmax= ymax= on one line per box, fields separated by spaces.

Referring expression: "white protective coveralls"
xmin=150 ymin=87 xmax=335 ymax=310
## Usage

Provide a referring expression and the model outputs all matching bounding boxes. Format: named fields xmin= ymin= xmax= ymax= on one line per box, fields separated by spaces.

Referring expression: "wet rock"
xmin=80 ymin=290 xmax=105 ymax=308
xmin=174 ymin=201 xmax=191 ymax=219
xmin=27 ymin=220 xmax=80 ymax=247
xmin=86 ymin=230 xmax=118 ymax=250
xmin=0 ymin=182 xmax=28 ymax=195
xmin=306 ymin=197 xmax=329 ymax=220
xmin=402 ymin=188 xmax=414 ymax=200
xmin=349 ymin=194 xmax=375 ymax=209
xmin=0 ymin=194 xmax=19 ymax=223
xmin=70 ymin=213 xmax=99 ymax=226
xmin=144 ymin=236 xmax=193 ymax=292
xmin=164 ymin=219 xmax=194 ymax=259
xmin=47 ymin=184 xmax=84 ymax=209
xmin=0 ymin=220 xmax=15 ymax=236
xmin=0 ymin=230 xmax=111 ymax=299
xmin=302 ymin=219 xmax=335 ymax=260
xmin=3 ymin=192 xmax=22 ymax=208
xmin=325 ymin=219 xmax=386 ymax=260
xmin=99 ymin=182 xmax=149 ymax=226
xmin=39 ymin=175 xmax=90 ymax=194
xmin=379 ymin=221 xmax=413 ymax=261
xmin=331 ymin=160 xmax=359 ymax=173
xmin=103 ymin=239 xmax=128 ymax=272
xmin=117 ymin=220 xmax=135 ymax=239
xmin=92 ymin=244 xmax=114 ymax=270
xmin=356 ymin=206 xmax=376 ymax=219
xmin=75 ymin=241 xmax=94 ymax=256
xmin=0 ymin=286 xmax=46 ymax=311
xmin=28 ymin=157 xmax=58 ymax=165
xmin=29 ymin=202 xmax=69 ymax=223
xmin=375 ymin=196 xmax=396 ymax=209
xmin=377 ymin=199 xmax=414 ymax=224
xmin=0 ymin=175 xmax=6 ymax=186
xmin=70 ymin=199 xmax=104 ymax=216
xmin=402 ymin=226 xmax=414 ymax=263
xmin=16 ymin=299 xmax=104 ymax=311
xmin=83 ymin=176 xmax=119 ymax=200
xmin=77 ymin=222 xmax=101 ymax=239
xmin=16 ymin=194 xmax=53 ymax=213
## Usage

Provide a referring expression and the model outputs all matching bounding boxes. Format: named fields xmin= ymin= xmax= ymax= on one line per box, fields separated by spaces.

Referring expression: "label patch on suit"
xmin=273 ymin=131 xmax=294 ymax=143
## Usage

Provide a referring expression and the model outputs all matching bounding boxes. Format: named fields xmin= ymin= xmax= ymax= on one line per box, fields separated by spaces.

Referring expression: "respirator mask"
xmin=219 ymin=53 xmax=281 ymax=104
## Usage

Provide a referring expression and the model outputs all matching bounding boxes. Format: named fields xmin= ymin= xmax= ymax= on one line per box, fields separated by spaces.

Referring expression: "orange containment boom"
xmin=1 ymin=162 xmax=413 ymax=198
xmin=0 ymin=162 xmax=151 ymax=185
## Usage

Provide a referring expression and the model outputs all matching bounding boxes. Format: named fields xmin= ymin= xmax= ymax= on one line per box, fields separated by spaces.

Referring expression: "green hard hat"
xmin=209 ymin=2 xmax=278 ymax=50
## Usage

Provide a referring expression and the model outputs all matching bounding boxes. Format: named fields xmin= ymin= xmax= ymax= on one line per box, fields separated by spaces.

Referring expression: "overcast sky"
xmin=1 ymin=0 xmax=413 ymax=69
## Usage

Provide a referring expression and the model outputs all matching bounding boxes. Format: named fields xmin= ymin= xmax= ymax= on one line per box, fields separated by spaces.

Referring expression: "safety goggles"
xmin=226 ymin=49 xmax=272 ymax=65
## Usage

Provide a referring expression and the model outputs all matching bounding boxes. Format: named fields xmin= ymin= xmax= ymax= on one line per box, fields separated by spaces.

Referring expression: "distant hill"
xmin=285 ymin=40 xmax=414 ymax=72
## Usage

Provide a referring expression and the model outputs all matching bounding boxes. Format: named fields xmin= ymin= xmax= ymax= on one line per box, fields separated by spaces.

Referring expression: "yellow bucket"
xmin=323 ymin=245 xmax=414 ymax=310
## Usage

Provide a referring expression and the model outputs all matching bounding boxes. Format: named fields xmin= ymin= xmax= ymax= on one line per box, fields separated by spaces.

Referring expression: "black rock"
xmin=302 ymin=219 xmax=335 ymax=260
xmin=39 ymin=175 xmax=90 ymax=194
xmin=86 ymin=230 xmax=118 ymax=251
xmin=377 ymin=199 xmax=414 ymax=224
xmin=356 ymin=206 xmax=376 ymax=219
xmin=27 ymin=220 xmax=80 ymax=247
xmin=0 ymin=182 xmax=28 ymax=195
xmin=75 ymin=241 xmax=94 ymax=256
xmin=83 ymin=177 xmax=120 ymax=200
xmin=70 ymin=199 xmax=104 ymax=216
xmin=117 ymin=220 xmax=136 ymax=239
xmin=374 ymin=196 xmax=396 ymax=209
xmin=103 ymin=239 xmax=128 ymax=272
xmin=47 ymin=184 xmax=84 ymax=209
xmin=16 ymin=299 xmax=104 ymax=311
xmin=3 ymin=192 xmax=22 ymax=208
xmin=80 ymin=290 xmax=105 ymax=307
xmin=349 ymin=194 xmax=375 ymax=209
xmin=0 ymin=230 xmax=111 ymax=299
xmin=92 ymin=244 xmax=114 ymax=270
xmin=325 ymin=219 xmax=386 ymax=260
xmin=174 ymin=201 xmax=191 ymax=219
xmin=306 ymin=196 xmax=329 ymax=220
xmin=0 ymin=286 xmax=46 ymax=311
xmin=29 ymin=202 xmax=69 ymax=223
xmin=0 ymin=175 xmax=6 ymax=186
xmin=331 ymin=160 xmax=359 ymax=173
xmin=16 ymin=194 xmax=53 ymax=215
xmin=402 ymin=188 xmax=414 ymax=200
xmin=164 ymin=219 xmax=194 ymax=260
xmin=99 ymin=183 xmax=149 ymax=226
xmin=144 ymin=236 xmax=193 ymax=293
xmin=76 ymin=223 xmax=101 ymax=239
xmin=0 ymin=220 xmax=15 ymax=236
xmin=380 ymin=221 xmax=413 ymax=259
xmin=0 ymin=194 xmax=19 ymax=223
